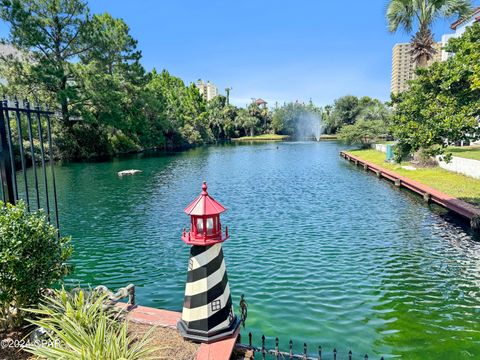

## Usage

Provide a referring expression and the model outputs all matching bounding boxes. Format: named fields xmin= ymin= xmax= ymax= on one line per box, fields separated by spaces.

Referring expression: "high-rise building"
xmin=441 ymin=7 xmax=480 ymax=61
xmin=390 ymin=42 xmax=442 ymax=95
xmin=196 ymin=80 xmax=218 ymax=101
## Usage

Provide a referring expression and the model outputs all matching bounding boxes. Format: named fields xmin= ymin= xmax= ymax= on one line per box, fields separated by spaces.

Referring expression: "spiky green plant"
xmin=23 ymin=288 xmax=160 ymax=360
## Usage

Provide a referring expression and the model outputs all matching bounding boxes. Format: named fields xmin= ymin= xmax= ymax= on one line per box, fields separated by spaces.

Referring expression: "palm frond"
xmin=438 ymin=0 xmax=473 ymax=17
xmin=387 ymin=0 xmax=415 ymax=32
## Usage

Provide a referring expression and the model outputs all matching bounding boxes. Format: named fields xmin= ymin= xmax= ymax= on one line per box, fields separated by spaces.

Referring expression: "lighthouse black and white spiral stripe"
xmin=180 ymin=243 xmax=236 ymax=339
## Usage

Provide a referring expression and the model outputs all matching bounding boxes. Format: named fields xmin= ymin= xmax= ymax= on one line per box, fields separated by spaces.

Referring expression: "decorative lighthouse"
xmin=177 ymin=181 xmax=240 ymax=343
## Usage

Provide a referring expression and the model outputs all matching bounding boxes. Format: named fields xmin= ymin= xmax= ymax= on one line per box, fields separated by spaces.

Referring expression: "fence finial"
xmin=240 ymin=294 xmax=248 ymax=328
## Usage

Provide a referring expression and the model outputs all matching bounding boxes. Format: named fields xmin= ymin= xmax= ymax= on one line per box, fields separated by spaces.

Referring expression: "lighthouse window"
xmin=206 ymin=217 xmax=214 ymax=235
xmin=211 ymin=299 xmax=221 ymax=312
xmin=196 ymin=218 xmax=204 ymax=234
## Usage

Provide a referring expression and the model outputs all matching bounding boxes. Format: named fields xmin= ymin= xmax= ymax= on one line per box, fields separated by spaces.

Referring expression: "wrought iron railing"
xmin=235 ymin=333 xmax=385 ymax=360
xmin=0 ymin=96 xmax=59 ymax=229
xmin=235 ymin=297 xmax=383 ymax=359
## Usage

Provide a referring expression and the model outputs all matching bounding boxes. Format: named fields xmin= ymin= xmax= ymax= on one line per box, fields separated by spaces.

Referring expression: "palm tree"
xmin=387 ymin=0 xmax=473 ymax=67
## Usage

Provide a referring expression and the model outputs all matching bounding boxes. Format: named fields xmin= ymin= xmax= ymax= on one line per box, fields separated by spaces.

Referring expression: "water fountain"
xmin=294 ymin=112 xmax=323 ymax=141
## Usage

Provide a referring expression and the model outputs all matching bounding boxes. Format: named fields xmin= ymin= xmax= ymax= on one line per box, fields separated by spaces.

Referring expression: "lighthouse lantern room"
xmin=181 ymin=181 xmax=229 ymax=245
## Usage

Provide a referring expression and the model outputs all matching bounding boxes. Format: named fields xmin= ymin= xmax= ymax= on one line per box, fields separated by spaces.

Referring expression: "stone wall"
xmin=372 ymin=144 xmax=387 ymax=153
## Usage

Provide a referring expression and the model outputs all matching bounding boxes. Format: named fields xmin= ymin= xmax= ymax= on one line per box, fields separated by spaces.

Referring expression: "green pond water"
xmin=32 ymin=141 xmax=480 ymax=359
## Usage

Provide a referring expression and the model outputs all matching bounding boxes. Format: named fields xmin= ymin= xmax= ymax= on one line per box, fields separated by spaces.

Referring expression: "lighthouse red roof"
xmin=184 ymin=182 xmax=226 ymax=216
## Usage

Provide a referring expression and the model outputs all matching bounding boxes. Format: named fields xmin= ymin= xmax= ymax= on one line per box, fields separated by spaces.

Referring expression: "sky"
xmin=1 ymin=0 xmax=479 ymax=107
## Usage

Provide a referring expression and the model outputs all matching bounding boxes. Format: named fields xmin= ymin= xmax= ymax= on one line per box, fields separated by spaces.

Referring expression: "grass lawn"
xmin=319 ymin=134 xmax=338 ymax=140
xmin=231 ymin=134 xmax=290 ymax=141
xmin=349 ymin=149 xmax=480 ymax=206
xmin=448 ymin=146 xmax=480 ymax=161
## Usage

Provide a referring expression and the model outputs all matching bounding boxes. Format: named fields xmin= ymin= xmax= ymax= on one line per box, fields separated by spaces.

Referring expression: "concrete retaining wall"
xmin=372 ymin=144 xmax=387 ymax=153
xmin=436 ymin=155 xmax=480 ymax=179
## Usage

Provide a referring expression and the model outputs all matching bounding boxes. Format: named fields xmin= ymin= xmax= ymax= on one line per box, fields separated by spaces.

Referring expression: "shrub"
xmin=24 ymin=288 xmax=158 ymax=360
xmin=0 ymin=201 xmax=72 ymax=331
xmin=110 ymin=131 xmax=141 ymax=154
xmin=337 ymin=119 xmax=386 ymax=148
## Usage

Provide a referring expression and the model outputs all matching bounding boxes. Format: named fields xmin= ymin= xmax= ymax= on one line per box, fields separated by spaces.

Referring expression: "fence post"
xmin=0 ymin=100 xmax=15 ymax=204
xmin=261 ymin=335 xmax=266 ymax=360
xmin=275 ymin=337 xmax=279 ymax=360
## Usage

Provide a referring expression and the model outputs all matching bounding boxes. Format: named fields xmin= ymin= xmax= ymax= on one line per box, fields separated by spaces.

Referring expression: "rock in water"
xmin=118 ymin=169 xmax=142 ymax=177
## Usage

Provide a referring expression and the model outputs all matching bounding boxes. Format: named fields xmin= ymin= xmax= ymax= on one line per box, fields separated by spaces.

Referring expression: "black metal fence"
xmin=0 ymin=96 xmax=59 ymax=229
xmin=236 ymin=333 xmax=385 ymax=360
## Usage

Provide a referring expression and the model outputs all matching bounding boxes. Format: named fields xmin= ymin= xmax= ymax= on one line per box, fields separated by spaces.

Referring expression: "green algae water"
xmin=48 ymin=141 xmax=479 ymax=359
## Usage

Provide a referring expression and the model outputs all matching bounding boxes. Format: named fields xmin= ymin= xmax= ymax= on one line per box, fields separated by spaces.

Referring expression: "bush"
xmin=0 ymin=201 xmax=72 ymax=331
xmin=337 ymin=119 xmax=386 ymax=148
xmin=110 ymin=131 xmax=141 ymax=154
xmin=24 ymin=288 xmax=158 ymax=360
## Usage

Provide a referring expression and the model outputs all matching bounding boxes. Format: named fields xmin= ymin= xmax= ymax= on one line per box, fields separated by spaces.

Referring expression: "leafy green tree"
xmin=207 ymin=95 xmax=234 ymax=140
xmin=386 ymin=0 xmax=472 ymax=67
xmin=357 ymin=100 xmax=392 ymax=124
xmin=146 ymin=70 xmax=212 ymax=147
xmin=0 ymin=0 xmax=91 ymax=122
xmin=326 ymin=95 xmax=360 ymax=132
xmin=338 ymin=119 xmax=387 ymax=148
xmin=391 ymin=22 xmax=480 ymax=160
xmin=55 ymin=13 xmax=148 ymax=159
xmin=322 ymin=96 xmax=391 ymax=134
xmin=236 ymin=108 xmax=259 ymax=137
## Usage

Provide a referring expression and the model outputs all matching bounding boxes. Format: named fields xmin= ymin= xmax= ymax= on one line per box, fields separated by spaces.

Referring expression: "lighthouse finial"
xmin=201 ymin=181 xmax=208 ymax=195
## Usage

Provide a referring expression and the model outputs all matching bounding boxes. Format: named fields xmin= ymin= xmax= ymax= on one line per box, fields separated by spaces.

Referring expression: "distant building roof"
xmin=254 ymin=98 xmax=267 ymax=105
xmin=451 ymin=7 xmax=480 ymax=30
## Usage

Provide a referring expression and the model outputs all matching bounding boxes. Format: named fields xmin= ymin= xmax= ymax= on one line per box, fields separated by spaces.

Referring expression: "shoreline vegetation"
xmin=231 ymin=134 xmax=290 ymax=141
xmin=349 ymin=149 xmax=480 ymax=207
xmin=0 ymin=1 xmax=392 ymax=162
xmin=231 ymin=134 xmax=339 ymax=141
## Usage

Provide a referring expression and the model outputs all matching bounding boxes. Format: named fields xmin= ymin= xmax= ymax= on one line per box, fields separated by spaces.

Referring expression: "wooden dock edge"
xmin=339 ymin=151 xmax=480 ymax=230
